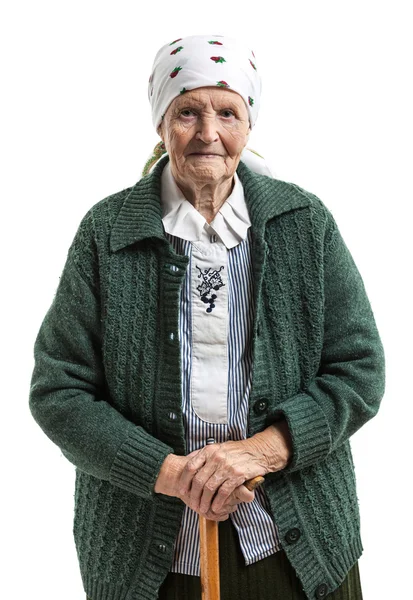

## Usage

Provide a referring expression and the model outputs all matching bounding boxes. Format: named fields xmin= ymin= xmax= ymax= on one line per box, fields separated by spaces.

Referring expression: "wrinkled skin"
xmin=158 ymin=86 xmax=251 ymax=223
xmin=155 ymin=425 xmax=293 ymax=521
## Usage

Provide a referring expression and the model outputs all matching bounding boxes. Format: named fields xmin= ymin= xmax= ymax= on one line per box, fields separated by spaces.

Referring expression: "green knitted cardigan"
xmin=29 ymin=154 xmax=385 ymax=600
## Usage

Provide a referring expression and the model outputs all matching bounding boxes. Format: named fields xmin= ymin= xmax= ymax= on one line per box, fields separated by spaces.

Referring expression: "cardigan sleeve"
xmin=269 ymin=209 xmax=386 ymax=474
xmin=29 ymin=212 xmax=175 ymax=498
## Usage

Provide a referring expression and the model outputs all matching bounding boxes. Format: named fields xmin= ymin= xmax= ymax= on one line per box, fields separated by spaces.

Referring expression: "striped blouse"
xmin=160 ymin=161 xmax=282 ymax=577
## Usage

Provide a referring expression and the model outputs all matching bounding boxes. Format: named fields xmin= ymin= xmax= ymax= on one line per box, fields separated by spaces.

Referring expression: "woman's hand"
xmin=154 ymin=420 xmax=293 ymax=519
xmin=176 ymin=439 xmax=265 ymax=517
xmin=181 ymin=474 xmax=255 ymax=522
xmin=154 ymin=450 xmax=255 ymax=521
xmin=177 ymin=421 xmax=293 ymax=516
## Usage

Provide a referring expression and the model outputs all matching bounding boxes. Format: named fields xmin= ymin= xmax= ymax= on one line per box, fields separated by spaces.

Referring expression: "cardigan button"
xmin=315 ymin=583 xmax=329 ymax=598
xmin=285 ymin=527 xmax=301 ymax=544
xmin=157 ymin=544 xmax=167 ymax=553
xmin=253 ymin=398 xmax=269 ymax=415
xmin=167 ymin=411 xmax=178 ymax=421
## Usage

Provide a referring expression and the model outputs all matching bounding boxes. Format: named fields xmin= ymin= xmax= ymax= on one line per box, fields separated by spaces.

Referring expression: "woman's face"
xmin=158 ymin=86 xmax=251 ymax=185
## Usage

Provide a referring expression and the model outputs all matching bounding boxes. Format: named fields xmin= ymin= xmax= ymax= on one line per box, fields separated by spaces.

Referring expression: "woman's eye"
xmin=179 ymin=109 xmax=234 ymax=118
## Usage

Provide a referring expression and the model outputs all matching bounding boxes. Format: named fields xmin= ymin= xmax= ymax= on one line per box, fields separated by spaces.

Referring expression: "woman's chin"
xmin=185 ymin=165 xmax=227 ymax=181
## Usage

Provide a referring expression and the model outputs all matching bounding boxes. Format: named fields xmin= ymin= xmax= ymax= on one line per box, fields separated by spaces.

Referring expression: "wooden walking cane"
xmin=199 ymin=438 xmax=265 ymax=600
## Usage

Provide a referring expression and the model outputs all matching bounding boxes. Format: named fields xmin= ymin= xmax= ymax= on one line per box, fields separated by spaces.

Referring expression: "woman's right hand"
xmin=154 ymin=452 xmax=255 ymax=521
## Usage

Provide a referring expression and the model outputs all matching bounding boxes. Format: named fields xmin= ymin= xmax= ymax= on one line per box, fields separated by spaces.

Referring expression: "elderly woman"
xmin=29 ymin=34 xmax=385 ymax=600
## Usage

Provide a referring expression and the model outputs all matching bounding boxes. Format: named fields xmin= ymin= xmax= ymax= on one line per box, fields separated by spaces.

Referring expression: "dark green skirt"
xmin=87 ymin=517 xmax=363 ymax=600
xmin=157 ymin=517 xmax=363 ymax=600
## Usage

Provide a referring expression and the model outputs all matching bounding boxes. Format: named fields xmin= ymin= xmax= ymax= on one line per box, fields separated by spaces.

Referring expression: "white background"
xmin=2 ymin=1 xmax=411 ymax=599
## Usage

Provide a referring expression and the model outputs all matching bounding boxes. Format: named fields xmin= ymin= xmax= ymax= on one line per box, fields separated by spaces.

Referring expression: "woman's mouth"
xmin=190 ymin=153 xmax=220 ymax=157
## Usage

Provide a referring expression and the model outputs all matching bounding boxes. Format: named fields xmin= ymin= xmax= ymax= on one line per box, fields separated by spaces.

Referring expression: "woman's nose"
xmin=196 ymin=117 xmax=219 ymax=144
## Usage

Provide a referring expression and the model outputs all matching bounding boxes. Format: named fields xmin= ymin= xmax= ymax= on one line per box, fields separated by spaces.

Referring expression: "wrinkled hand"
xmin=177 ymin=439 xmax=265 ymax=517
xmin=154 ymin=449 xmax=255 ymax=521
xmin=154 ymin=421 xmax=293 ymax=520
xmin=179 ymin=467 xmax=255 ymax=522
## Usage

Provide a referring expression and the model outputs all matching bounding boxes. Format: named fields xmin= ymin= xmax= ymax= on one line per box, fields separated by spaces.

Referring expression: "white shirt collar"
xmin=160 ymin=161 xmax=252 ymax=249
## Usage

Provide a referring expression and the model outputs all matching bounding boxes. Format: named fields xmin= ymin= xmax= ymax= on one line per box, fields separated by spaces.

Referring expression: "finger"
xmin=185 ymin=446 xmax=223 ymax=508
xmin=208 ymin=512 xmax=232 ymax=522
xmin=198 ymin=460 xmax=242 ymax=513
xmin=187 ymin=449 xmax=202 ymax=459
xmin=197 ymin=472 xmax=225 ymax=513
xmin=224 ymin=490 xmax=252 ymax=507
xmin=182 ymin=444 xmax=224 ymax=510
xmin=177 ymin=452 xmax=207 ymax=496
xmin=210 ymin=478 xmax=239 ymax=513
xmin=205 ymin=504 xmax=237 ymax=521
xmin=190 ymin=457 xmax=227 ymax=511
xmin=211 ymin=472 xmax=256 ymax=512
xmin=233 ymin=484 xmax=255 ymax=504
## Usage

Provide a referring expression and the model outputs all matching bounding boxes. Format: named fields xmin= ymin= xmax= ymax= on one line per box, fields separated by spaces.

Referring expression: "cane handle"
xmin=244 ymin=475 xmax=265 ymax=491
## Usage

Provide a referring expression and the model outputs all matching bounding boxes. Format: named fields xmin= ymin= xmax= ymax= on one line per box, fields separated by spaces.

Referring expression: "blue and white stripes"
xmin=165 ymin=228 xmax=282 ymax=577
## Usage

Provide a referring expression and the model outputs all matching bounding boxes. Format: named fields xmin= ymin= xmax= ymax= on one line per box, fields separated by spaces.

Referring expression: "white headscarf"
xmin=147 ymin=34 xmax=275 ymax=177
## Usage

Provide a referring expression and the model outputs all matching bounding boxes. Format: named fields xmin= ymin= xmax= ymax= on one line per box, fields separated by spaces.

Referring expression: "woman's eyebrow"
xmin=175 ymin=101 xmax=239 ymax=111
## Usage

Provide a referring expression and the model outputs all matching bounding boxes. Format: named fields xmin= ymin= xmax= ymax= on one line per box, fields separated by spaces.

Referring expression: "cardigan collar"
xmin=160 ymin=160 xmax=251 ymax=249
xmin=110 ymin=154 xmax=311 ymax=253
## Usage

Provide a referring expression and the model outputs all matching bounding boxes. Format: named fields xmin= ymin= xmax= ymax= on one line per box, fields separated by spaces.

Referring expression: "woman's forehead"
xmin=171 ymin=87 xmax=245 ymax=109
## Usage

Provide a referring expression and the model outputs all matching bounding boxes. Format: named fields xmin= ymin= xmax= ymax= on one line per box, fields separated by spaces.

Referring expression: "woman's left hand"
xmin=177 ymin=420 xmax=293 ymax=516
